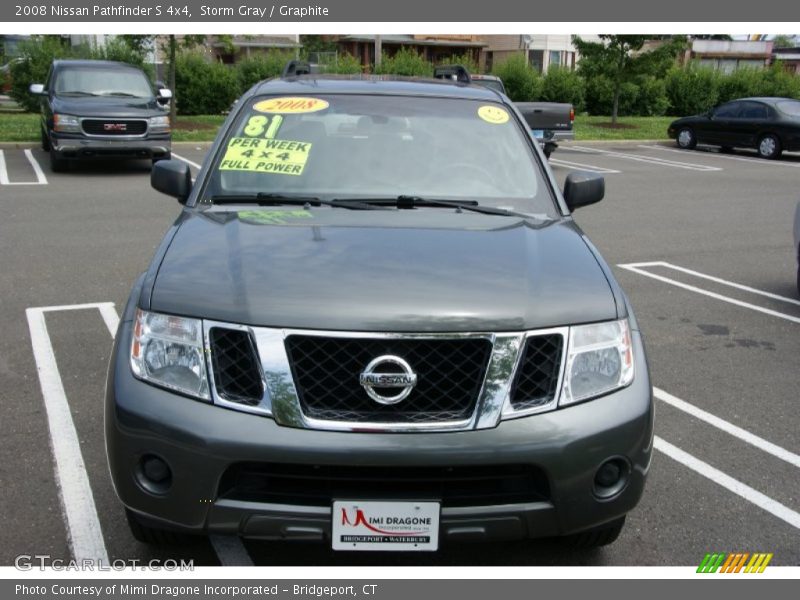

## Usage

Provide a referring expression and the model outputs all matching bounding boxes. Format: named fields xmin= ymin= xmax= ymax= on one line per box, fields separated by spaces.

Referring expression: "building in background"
xmin=334 ymin=35 xmax=486 ymax=68
xmin=772 ymin=46 xmax=800 ymax=74
xmin=684 ymin=39 xmax=774 ymax=72
xmin=480 ymin=35 xmax=602 ymax=73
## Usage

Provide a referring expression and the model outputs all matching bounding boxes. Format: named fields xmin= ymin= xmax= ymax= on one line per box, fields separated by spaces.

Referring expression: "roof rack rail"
xmin=433 ymin=64 xmax=472 ymax=84
xmin=282 ymin=60 xmax=318 ymax=78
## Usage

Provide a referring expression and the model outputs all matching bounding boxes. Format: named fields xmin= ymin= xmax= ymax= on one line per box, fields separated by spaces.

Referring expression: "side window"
xmin=714 ymin=102 xmax=741 ymax=119
xmin=738 ymin=102 xmax=769 ymax=119
xmin=44 ymin=66 xmax=54 ymax=92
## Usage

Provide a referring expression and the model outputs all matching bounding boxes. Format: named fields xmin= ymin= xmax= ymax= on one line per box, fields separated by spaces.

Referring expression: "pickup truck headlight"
xmin=148 ymin=115 xmax=171 ymax=133
xmin=130 ymin=309 xmax=210 ymax=400
xmin=560 ymin=319 xmax=634 ymax=406
xmin=53 ymin=114 xmax=80 ymax=133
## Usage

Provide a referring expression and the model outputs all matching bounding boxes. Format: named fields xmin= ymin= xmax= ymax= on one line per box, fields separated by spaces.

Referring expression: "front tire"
xmin=757 ymin=134 xmax=782 ymax=160
xmin=49 ymin=148 xmax=68 ymax=172
xmin=676 ymin=127 xmax=696 ymax=150
xmin=41 ymin=128 xmax=50 ymax=152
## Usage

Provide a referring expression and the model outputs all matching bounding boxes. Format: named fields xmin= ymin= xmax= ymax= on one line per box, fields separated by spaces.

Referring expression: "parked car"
xmin=29 ymin=59 xmax=172 ymax=172
xmin=106 ymin=69 xmax=653 ymax=551
xmin=515 ymin=101 xmax=576 ymax=158
xmin=433 ymin=66 xmax=575 ymax=158
xmin=668 ymin=97 xmax=800 ymax=159
xmin=794 ymin=201 xmax=800 ymax=295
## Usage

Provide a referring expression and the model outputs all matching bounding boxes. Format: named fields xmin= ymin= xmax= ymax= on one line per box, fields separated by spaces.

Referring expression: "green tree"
xmin=491 ymin=53 xmax=540 ymax=101
xmin=573 ymin=35 xmax=685 ymax=123
xmin=771 ymin=34 xmax=795 ymax=48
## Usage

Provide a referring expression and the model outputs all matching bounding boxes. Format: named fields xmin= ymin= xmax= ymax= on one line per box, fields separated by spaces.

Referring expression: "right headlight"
xmin=53 ymin=114 xmax=80 ymax=133
xmin=130 ymin=309 xmax=210 ymax=401
xmin=560 ymin=319 xmax=634 ymax=406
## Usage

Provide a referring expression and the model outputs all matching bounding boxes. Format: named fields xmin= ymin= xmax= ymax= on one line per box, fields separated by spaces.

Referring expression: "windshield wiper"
xmin=208 ymin=193 xmax=385 ymax=210
xmin=99 ymin=92 xmax=143 ymax=97
xmin=58 ymin=91 xmax=100 ymax=97
xmin=333 ymin=195 xmax=531 ymax=218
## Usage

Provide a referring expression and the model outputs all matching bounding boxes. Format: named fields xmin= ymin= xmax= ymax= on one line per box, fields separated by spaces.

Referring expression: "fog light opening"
xmin=135 ymin=454 xmax=172 ymax=495
xmin=593 ymin=458 xmax=630 ymax=499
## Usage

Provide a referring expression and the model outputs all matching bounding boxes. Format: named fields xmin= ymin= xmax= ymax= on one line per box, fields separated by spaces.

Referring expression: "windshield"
xmin=203 ymin=94 xmax=556 ymax=216
xmin=55 ymin=67 xmax=154 ymax=97
xmin=473 ymin=79 xmax=505 ymax=94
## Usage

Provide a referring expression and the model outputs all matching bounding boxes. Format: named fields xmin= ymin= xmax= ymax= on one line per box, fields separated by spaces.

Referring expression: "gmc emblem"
xmin=103 ymin=123 xmax=127 ymax=131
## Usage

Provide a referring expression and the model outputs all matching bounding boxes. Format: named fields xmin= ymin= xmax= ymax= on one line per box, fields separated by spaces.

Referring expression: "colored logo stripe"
xmin=697 ymin=553 xmax=773 ymax=573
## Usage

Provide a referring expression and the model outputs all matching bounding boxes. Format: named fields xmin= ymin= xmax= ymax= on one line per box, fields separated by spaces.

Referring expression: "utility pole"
xmin=375 ymin=35 xmax=382 ymax=67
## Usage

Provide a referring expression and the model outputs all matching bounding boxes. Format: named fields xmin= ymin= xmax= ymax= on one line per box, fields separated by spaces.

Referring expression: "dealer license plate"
xmin=532 ymin=129 xmax=544 ymax=139
xmin=331 ymin=501 xmax=440 ymax=551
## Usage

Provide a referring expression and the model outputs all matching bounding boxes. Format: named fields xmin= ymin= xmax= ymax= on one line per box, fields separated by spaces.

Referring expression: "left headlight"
xmin=560 ymin=319 xmax=634 ymax=406
xmin=130 ymin=309 xmax=210 ymax=400
xmin=148 ymin=115 xmax=171 ymax=133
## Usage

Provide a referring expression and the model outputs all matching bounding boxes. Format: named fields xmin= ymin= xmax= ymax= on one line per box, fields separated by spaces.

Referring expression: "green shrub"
xmin=665 ymin=66 xmax=720 ymax=115
xmin=584 ymin=75 xmax=638 ymax=116
xmin=717 ymin=67 xmax=764 ymax=103
xmin=374 ymin=48 xmax=432 ymax=77
xmin=491 ymin=54 xmax=541 ymax=101
xmin=236 ymin=51 xmax=293 ymax=94
xmin=634 ymin=76 xmax=669 ymax=116
xmin=441 ymin=53 xmax=479 ymax=74
xmin=174 ymin=52 xmax=238 ymax=115
xmin=318 ymin=52 xmax=363 ymax=75
xmin=541 ymin=66 xmax=585 ymax=111
xmin=9 ymin=36 xmax=81 ymax=112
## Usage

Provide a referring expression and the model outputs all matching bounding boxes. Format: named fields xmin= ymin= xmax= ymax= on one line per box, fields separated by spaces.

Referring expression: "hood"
xmin=149 ymin=209 xmax=618 ymax=332
xmin=51 ymin=95 xmax=163 ymax=117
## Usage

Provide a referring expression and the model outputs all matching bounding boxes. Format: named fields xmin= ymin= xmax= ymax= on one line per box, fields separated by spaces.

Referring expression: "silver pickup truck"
xmin=449 ymin=70 xmax=575 ymax=158
xmin=515 ymin=101 xmax=575 ymax=158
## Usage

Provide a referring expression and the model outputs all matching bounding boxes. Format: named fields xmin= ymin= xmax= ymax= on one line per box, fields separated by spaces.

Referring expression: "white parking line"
xmin=641 ymin=144 xmax=800 ymax=168
xmin=27 ymin=301 xmax=254 ymax=567
xmin=618 ymin=262 xmax=800 ymax=324
xmin=567 ymin=145 xmax=722 ymax=172
xmin=172 ymin=152 xmax=203 ymax=170
xmin=549 ymin=158 xmax=622 ymax=174
xmin=0 ymin=149 xmax=49 ymax=185
xmin=654 ymin=387 xmax=800 ymax=469
xmin=654 ymin=437 xmax=800 ymax=530
xmin=26 ymin=304 xmax=110 ymax=562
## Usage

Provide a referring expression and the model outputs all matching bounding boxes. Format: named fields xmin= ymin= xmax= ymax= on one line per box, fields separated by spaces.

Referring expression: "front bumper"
xmin=106 ymin=315 xmax=654 ymax=545
xmin=52 ymin=134 xmax=171 ymax=159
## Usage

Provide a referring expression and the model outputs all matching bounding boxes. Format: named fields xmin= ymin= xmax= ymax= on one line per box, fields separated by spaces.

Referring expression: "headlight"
xmin=131 ymin=309 xmax=210 ymax=400
xmin=53 ymin=114 xmax=80 ymax=133
xmin=148 ymin=115 xmax=171 ymax=132
xmin=560 ymin=319 xmax=634 ymax=406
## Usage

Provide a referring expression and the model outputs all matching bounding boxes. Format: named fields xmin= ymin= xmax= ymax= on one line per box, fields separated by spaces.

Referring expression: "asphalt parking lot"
xmin=1 ymin=140 xmax=798 ymax=567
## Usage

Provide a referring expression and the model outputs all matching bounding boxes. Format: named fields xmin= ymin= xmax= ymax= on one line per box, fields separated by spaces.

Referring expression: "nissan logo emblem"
xmin=359 ymin=355 xmax=418 ymax=405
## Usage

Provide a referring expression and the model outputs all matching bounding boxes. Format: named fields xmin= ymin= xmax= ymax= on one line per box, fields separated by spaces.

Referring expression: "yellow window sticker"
xmin=253 ymin=97 xmax=330 ymax=114
xmin=219 ymin=137 xmax=312 ymax=176
xmin=477 ymin=105 xmax=510 ymax=124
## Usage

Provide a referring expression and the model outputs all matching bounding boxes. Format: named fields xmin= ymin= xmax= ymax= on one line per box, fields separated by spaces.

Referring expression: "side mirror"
xmin=29 ymin=83 xmax=45 ymax=95
xmin=157 ymin=88 xmax=172 ymax=105
xmin=151 ymin=160 xmax=192 ymax=204
xmin=563 ymin=171 xmax=604 ymax=211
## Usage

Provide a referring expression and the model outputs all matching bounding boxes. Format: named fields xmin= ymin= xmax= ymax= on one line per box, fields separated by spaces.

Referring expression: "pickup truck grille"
xmin=209 ymin=327 xmax=264 ymax=404
xmin=284 ymin=336 xmax=493 ymax=424
xmin=509 ymin=334 xmax=564 ymax=410
xmin=81 ymin=119 xmax=147 ymax=136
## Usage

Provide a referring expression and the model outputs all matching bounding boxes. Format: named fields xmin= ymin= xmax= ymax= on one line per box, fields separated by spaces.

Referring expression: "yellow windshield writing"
xmin=219 ymin=137 xmax=312 ymax=176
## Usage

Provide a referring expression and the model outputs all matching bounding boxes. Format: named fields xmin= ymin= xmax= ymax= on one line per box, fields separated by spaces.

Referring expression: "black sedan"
xmin=668 ymin=97 xmax=800 ymax=159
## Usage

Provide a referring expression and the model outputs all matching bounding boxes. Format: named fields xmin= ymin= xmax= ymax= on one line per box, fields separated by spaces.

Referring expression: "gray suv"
xmin=106 ymin=74 xmax=653 ymax=553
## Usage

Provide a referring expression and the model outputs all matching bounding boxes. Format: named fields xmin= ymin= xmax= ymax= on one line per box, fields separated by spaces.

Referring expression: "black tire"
xmin=562 ymin=516 xmax=625 ymax=550
xmin=152 ymin=152 xmax=172 ymax=167
xmin=41 ymin=128 xmax=50 ymax=152
xmin=125 ymin=509 xmax=194 ymax=546
xmin=676 ymin=127 xmax=696 ymax=150
xmin=757 ymin=134 xmax=782 ymax=160
xmin=49 ymin=149 xmax=68 ymax=172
